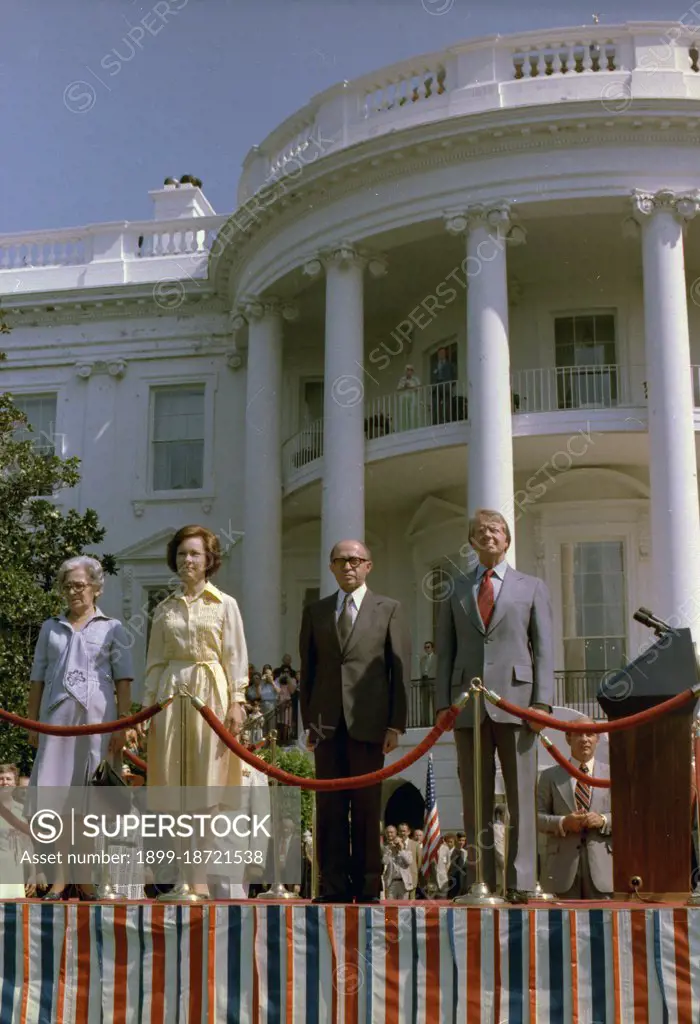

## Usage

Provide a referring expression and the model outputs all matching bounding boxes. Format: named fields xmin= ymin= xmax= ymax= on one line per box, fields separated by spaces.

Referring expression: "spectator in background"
xmin=274 ymin=655 xmax=300 ymax=742
xmin=398 ymin=822 xmax=419 ymax=898
xmin=396 ymin=364 xmax=421 ymax=430
xmin=419 ymin=641 xmax=436 ymax=725
xmin=259 ymin=669 xmax=280 ymax=735
xmin=448 ymin=831 xmax=468 ymax=899
xmin=436 ymin=834 xmax=453 ymax=897
xmin=382 ymin=825 xmax=413 ymax=899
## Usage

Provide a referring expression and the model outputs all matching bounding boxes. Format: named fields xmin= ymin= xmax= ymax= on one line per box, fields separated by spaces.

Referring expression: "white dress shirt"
xmin=335 ymin=583 xmax=367 ymax=624
xmin=558 ymin=757 xmax=608 ymax=835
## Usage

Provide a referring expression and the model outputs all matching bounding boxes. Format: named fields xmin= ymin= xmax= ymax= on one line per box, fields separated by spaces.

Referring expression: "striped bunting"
xmin=0 ymin=902 xmax=698 ymax=1022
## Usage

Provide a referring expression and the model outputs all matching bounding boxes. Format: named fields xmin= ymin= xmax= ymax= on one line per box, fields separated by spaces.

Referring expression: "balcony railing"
xmin=238 ymin=23 xmax=700 ymax=200
xmin=510 ymin=364 xmax=646 ymax=413
xmin=406 ymin=671 xmax=608 ymax=728
xmin=0 ymin=215 xmax=228 ymax=274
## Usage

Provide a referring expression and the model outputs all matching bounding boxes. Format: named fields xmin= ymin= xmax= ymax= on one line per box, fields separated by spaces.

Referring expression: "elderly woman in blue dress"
xmin=26 ymin=555 xmax=134 ymax=900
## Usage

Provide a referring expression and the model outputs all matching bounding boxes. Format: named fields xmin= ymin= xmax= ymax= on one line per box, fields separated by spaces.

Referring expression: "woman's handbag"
xmin=90 ymin=760 xmax=126 ymax=787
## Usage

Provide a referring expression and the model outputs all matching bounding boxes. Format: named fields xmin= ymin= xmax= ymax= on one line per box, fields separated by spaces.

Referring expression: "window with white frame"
xmin=12 ymin=393 xmax=58 ymax=455
xmin=561 ymin=540 xmax=627 ymax=675
xmin=151 ymin=386 xmax=205 ymax=491
xmin=554 ymin=313 xmax=617 ymax=408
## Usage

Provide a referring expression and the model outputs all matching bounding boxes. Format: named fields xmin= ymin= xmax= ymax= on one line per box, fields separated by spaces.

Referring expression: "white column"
xmin=446 ymin=205 xmax=519 ymax=563
xmin=304 ymin=244 xmax=386 ymax=595
xmin=240 ymin=297 xmax=296 ymax=665
xmin=633 ymin=189 xmax=700 ymax=635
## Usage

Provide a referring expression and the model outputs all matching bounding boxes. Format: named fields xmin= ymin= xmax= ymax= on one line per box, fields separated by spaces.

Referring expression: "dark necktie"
xmin=575 ymin=764 xmax=592 ymax=812
xmin=337 ymin=593 xmax=354 ymax=648
xmin=477 ymin=569 xmax=495 ymax=628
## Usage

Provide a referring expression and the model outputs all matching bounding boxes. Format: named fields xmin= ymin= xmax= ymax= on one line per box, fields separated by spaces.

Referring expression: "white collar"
xmin=336 ymin=583 xmax=367 ymax=611
xmin=476 ymin=560 xmax=508 ymax=581
xmin=572 ymin=758 xmax=595 ymax=773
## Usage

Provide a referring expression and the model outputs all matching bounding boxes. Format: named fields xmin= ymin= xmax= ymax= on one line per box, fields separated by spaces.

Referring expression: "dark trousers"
xmin=313 ymin=717 xmax=384 ymax=899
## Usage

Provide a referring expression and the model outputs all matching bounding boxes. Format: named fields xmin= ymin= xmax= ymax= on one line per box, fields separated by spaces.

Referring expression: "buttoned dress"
xmin=143 ymin=583 xmax=249 ymax=788
xmin=28 ymin=611 xmax=134 ymax=787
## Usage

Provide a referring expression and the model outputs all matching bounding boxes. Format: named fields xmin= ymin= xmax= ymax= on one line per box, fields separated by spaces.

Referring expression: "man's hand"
xmin=435 ymin=708 xmax=454 ymax=732
xmin=225 ymin=702 xmax=246 ymax=736
xmin=383 ymin=729 xmax=399 ymax=755
xmin=561 ymin=812 xmax=587 ymax=833
xmin=583 ymin=811 xmax=605 ymax=831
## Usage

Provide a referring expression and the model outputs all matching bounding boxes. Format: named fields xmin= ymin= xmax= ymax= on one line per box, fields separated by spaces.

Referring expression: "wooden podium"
xmin=598 ymin=628 xmax=698 ymax=898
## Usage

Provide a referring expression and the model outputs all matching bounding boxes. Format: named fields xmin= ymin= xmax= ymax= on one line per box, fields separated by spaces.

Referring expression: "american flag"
xmin=421 ymin=755 xmax=441 ymax=874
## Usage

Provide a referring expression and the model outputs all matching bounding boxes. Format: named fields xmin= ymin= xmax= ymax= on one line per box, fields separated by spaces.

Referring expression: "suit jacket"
xmin=537 ymin=761 xmax=613 ymax=894
xmin=382 ymin=844 xmax=414 ymax=890
xmin=434 ymin=565 xmax=554 ymax=728
xmin=299 ymin=589 xmax=410 ymax=745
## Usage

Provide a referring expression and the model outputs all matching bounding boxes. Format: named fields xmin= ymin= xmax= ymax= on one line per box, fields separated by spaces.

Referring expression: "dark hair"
xmin=166 ymin=525 xmax=222 ymax=576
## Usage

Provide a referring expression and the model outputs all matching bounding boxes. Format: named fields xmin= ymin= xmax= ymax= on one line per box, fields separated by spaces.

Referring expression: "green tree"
xmin=258 ymin=745 xmax=316 ymax=832
xmin=0 ymin=368 xmax=116 ymax=772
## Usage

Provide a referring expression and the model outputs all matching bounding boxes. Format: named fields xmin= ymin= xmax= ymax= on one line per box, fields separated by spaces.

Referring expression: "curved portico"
xmin=213 ymin=23 xmax=700 ymax=666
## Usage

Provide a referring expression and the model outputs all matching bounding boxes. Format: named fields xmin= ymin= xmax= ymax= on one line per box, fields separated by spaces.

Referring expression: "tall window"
xmin=151 ymin=386 xmax=205 ymax=491
xmin=145 ymin=585 xmax=174 ymax=647
xmin=554 ymin=314 xmax=617 ymax=408
xmin=13 ymin=394 xmax=58 ymax=455
xmin=561 ymin=540 xmax=627 ymax=674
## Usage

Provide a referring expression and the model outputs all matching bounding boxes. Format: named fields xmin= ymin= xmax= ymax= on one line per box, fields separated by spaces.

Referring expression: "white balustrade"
xmin=510 ymin=364 xmax=643 ymax=413
xmin=0 ymin=231 xmax=88 ymax=270
xmin=362 ymin=62 xmax=450 ymax=119
xmin=511 ymin=38 xmax=620 ymax=79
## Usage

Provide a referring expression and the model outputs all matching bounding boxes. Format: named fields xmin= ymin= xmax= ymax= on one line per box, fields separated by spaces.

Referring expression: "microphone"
xmin=633 ymin=607 xmax=674 ymax=635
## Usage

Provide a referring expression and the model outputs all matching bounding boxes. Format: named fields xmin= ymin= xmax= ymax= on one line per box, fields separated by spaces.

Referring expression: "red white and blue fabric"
xmin=1 ymin=902 xmax=699 ymax=1022
xmin=421 ymin=755 xmax=441 ymax=875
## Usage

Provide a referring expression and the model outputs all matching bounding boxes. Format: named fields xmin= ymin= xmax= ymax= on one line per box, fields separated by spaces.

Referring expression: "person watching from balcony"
xmin=435 ymin=508 xmax=554 ymax=904
xmin=431 ymin=347 xmax=456 ymax=424
xmin=537 ymin=723 xmax=612 ymax=899
xmin=396 ymin=363 xmax=421 ymax=430
xmin=419 ymin=640 xmax=436 ymax=724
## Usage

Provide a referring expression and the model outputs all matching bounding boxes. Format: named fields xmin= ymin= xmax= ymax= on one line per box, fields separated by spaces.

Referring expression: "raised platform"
xmin=1 ymin=900 xmax=698 ymax=1022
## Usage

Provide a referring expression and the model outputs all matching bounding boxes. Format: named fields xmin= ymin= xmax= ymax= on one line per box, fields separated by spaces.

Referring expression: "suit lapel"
xmin=556 ymin=766 xmax=577 ymax=812
xmin=322 ymin=594 xmax=342 ymax=655
xmin=458 ymin=572 xmax=484 ymax=634
xmin=343 ymin=590 xmax=376 ymax=656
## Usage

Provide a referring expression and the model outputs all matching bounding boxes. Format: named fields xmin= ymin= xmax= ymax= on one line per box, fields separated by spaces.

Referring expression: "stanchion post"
xmin=454 ymin=680 xmax=504 ymax=906
xmin=688 ymin=719 xmax=700 ymax=906
xmin=258 ymin=729 xmax=298 ymax=900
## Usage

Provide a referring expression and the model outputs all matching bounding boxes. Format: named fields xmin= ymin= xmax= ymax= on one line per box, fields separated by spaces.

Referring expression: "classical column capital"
xmin=631 ymin=188 xmax=700 ymax=223
xmin=444 ymin=202 xmax=525 ymax=242
xmin=302 ymin=244 xmax=387 ymax=277
xmin=235 ymin=296 xmax=299 ymax=323
xmin=75 ymin=362 xmax=93 ymax=380
xmin=107 ymin=358 xmax=127 ymax=379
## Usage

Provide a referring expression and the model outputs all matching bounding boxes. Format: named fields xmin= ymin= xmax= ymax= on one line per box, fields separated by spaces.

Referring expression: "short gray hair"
xmin=56 ymin=556 xmax=105 ymax=597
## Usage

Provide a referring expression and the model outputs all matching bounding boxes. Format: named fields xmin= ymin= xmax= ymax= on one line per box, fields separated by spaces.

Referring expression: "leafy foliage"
xmin=0 ymin=382 xmax=115 ymax=772
xmin=257 ymin=745 xmax=316 ymax=831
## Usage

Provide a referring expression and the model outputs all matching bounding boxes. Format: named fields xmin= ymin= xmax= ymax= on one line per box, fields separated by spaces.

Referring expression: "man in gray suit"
xmin=537 ymin=724 xmax=613 ymax=898
xmin=299 ymin=540 xmax=410 ymax=903
xmin=435 ymin=508 xmax=554 ymax=902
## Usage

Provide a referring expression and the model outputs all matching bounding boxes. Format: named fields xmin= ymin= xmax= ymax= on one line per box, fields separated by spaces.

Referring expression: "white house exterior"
xmin=2 ymin=23 xmax=700 ymax=825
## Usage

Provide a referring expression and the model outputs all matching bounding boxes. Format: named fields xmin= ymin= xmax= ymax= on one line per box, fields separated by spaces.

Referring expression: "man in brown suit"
xmin=299 ymin=540 xmax=410 ymax=903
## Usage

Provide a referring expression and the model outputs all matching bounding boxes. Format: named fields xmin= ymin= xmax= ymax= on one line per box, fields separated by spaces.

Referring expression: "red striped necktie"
xmin=575 ymin=764 xmax=592 ymax=812
xmin=477 ymin=569 xmax=495 ymax=628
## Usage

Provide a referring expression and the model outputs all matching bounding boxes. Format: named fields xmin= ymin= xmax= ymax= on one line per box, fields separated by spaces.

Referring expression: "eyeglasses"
xmin=331 ymin=557 xmax=370 ymax=569
xmin=62 ymin=582 xmax=88 ymax=594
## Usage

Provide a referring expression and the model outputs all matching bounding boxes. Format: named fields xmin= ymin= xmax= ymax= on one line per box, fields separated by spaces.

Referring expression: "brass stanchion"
xmin=258 ymin=730 xmax=298 ymax=900
xmin=454 ymin=680 xmax=504 ymax=906
xmin=688 ymin=720 xmax=700 ymax=906
xmin=311 ymin=795 xmax=319 ymax=900
xmin=158 ymin=690 xmax=202 ymax=902
xmin=529 ymin=736 xmax=554 ymax=902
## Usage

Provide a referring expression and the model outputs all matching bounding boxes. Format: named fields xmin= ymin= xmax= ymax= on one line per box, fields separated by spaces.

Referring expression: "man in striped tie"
xmin=537 ymin=723 xmax=613 ymax=898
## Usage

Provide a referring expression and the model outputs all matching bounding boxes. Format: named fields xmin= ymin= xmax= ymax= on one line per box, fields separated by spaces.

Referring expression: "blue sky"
xmin=1 ymin=0 xmax=674 ymax=232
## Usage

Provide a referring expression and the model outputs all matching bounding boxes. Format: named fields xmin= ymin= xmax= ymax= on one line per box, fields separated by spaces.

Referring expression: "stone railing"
xmin=0 ymin=215 xmax=228 ymax=282
xmin=238 ymin=22 xmax=700 ymax=200
xmin=510 ymin=364 xmax=648 ymax=413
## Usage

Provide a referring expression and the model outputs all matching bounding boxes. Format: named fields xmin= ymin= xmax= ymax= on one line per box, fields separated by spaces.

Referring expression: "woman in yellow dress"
xmin=143 ymin=525 xmax=249 ymax=789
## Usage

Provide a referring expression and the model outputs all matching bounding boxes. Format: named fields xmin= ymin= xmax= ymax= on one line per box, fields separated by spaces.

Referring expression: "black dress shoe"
xmin=355 ymin=896 xmax=380 ymax=904
xmin=312 ymin=894 xmax=353 ymax=904
xmin=505 ymin=888 xmax=529 ymax=905
xmin=43 ymin=889 xmax=68 ymax=902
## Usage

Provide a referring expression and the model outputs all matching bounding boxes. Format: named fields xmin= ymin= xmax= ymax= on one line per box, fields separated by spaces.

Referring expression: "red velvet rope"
xmin=122 ymin=748 xmax=148 ymax=773
xmin=539 ymin=737 xmax=610 ymax=788
xmin=5 ymin=701 xmax=169 ymax=737
xmin=195 ymin=703 xmax=461 ymax=790
xmin=486 ymin=687 xmax=696 ymax=733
